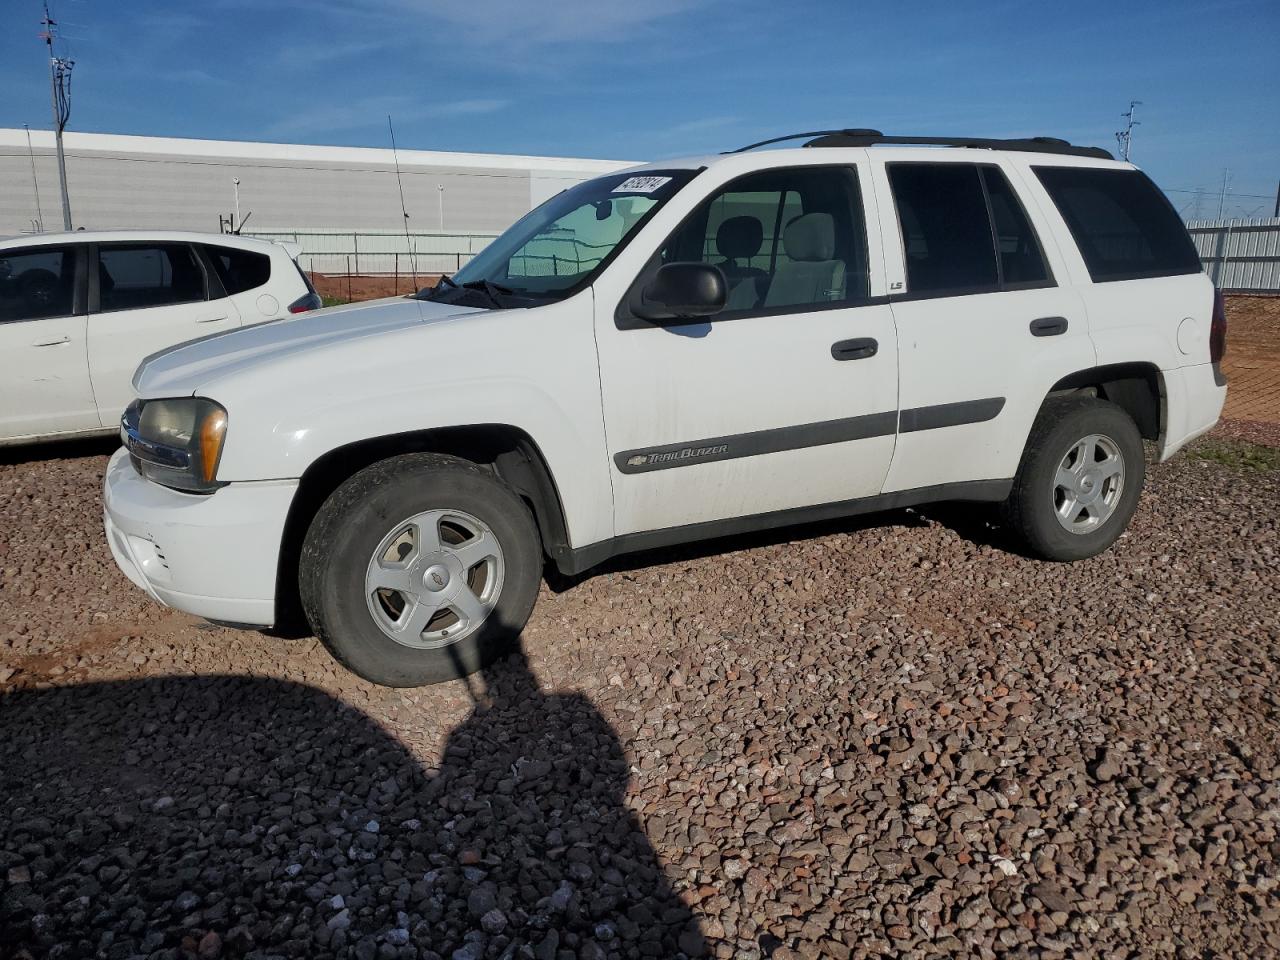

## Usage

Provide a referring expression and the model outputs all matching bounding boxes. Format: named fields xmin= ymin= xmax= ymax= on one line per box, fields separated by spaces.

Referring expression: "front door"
xmin=595 ymin=162 xmax=899 ymax=536
xmin=0 ymin=244 xmax=99 ymax=440
xmin=87 ymin=242 xmax=240 ymax=425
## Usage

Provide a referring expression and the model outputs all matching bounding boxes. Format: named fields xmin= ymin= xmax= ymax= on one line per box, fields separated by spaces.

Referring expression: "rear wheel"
xmin=1002 ymin=397 xmax=1145 ymax=561
xmin=299 ymin=453 xmax=542 ymax=686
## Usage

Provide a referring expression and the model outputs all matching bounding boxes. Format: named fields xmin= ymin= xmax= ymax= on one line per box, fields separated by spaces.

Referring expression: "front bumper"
xmin=102 ymin=447 xmax=298 ymax=625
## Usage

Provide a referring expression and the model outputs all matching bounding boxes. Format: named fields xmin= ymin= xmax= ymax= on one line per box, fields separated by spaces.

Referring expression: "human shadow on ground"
xmin=0 ymin=654 xmax=705 ymax=959
xmin=0 ymin=434 xmax=118 ymax=466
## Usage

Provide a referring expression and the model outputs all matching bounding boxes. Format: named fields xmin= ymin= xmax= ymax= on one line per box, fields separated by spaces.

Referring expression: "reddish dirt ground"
xmin=1221 ymin=295 xmax=1280 ymax=423
xmin=309 ymin=272 xmax=442 ymax=301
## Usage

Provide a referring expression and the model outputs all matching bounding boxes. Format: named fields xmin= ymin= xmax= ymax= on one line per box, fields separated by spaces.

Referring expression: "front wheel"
xmin=299 ymin=453 xmax=542 ymax=686
xmin=1002 ymin=397 xmax=1146 ymax=561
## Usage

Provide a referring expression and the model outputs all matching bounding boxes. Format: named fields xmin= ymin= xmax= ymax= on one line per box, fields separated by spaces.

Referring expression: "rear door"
xmin=87 ymin=242 xmax=241 ymax=425
xmin=595 ymin=161 xmax=900 ymax=535
xmin=0 ymin=244 xmax=99 ymax=440
xmin=873 ymin=158 xmax=1095 ymax=493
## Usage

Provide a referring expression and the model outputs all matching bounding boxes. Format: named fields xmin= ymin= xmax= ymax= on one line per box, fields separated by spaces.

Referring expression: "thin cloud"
xmin=277 ymin=39 xmax=392 ymax=68
xmin=261 ymin=0 xmax=710 ymax=45
xmin=266 ymin=96 xmax=510 ymax=139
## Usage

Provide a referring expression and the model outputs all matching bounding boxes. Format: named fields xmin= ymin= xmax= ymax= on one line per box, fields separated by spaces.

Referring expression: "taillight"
xmin=288 ymin=292 xmax=323 ymax=314
xmin=1209 ymin=289 xmax=1227 ymax=364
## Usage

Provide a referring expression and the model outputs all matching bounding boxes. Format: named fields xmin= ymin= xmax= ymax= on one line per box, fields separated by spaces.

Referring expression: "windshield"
xmin=419 ymin=169 xmax=696 ymax=308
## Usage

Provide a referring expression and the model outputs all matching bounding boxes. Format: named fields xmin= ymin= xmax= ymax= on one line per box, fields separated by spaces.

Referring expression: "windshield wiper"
xmin=413 ymin=274 xmax=457 ymax=300
xmin=460 ymin=279 xmax=515 ymax=308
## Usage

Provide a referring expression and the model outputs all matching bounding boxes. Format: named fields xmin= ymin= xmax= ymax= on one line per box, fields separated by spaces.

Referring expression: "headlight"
xmin=121 ymin=397 xmax=228 ymax=494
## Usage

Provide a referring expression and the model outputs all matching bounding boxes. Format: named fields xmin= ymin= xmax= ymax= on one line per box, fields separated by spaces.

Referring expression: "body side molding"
xmin=615 ymin=397 xmax=1005 ymax=474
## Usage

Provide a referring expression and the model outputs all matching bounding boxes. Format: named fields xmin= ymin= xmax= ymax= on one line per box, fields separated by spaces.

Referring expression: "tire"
xmin=1001 ymin=396 xmax=1145 ymax=561
xmin=299 ymin=453 xmax=542 ymax=686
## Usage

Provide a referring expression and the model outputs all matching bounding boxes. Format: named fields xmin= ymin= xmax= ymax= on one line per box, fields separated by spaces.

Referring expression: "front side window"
xmin=658 ymin=165 xmax=869 ymax=315
xmin=97 ymin=244 xmax=207 ymax=313
xmin=1033 ymin=166 xmax=1201 ymax=282
xmin=889 ymin=164 xmax=999 ymax=295
xmin=424 ymin=170 xmax=696 ymax=309
xmin=205 ymin=245 xmax=272 ymax=295
xmin=0 ymin=246 xmax=78 ymax=322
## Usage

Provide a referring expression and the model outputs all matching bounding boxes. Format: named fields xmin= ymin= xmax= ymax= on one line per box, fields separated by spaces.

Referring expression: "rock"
xmin=197 ymin=930 xmax=222 ymax=960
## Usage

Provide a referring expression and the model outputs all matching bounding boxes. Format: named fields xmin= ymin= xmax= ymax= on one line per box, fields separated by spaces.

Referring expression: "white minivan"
xmin=0 ymin=231 xmax=318 ymax=445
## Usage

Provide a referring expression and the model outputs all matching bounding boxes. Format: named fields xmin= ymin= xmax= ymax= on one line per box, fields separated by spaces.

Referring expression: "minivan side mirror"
xmin=633 ymin=262 xmax=727 ymax=322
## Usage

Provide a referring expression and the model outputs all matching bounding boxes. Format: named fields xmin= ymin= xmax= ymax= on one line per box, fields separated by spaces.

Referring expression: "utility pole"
xmin=1115 ymin=100 xmax=1142 ymax=162
xmin=40 ymin=1 xmax=74 ymax=230
xmin=1273 ymin=178 xmax=1279 ymax=219
xmin=1217 ymin=169 xmax=1232 ymax=220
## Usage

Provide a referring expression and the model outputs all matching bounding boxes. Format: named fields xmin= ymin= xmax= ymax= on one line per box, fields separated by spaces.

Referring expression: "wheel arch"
xmin=1045 ymin=362 xmax=1165 ymax=442
xmin=274 ymin=424 xmax=570 ymax=631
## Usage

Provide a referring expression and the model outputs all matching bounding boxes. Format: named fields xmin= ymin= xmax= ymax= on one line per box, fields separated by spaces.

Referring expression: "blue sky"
xmin=2 ymin=0 xmax=1277 ymax=218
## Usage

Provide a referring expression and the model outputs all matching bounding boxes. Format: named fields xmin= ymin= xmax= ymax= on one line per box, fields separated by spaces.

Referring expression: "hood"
xmin=133 ymin=297 xmax=482 ymax=397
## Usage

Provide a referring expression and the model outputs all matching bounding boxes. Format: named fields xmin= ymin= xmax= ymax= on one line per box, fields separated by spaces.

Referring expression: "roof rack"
xmin=729 ymin=129 xmax=1113 ymax=160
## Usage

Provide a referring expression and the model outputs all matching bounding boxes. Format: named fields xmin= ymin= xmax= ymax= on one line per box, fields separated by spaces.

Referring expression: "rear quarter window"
xmin=205 ymin=245 xmax=272 ymax=295
xmin=1033 ymin=167 xmax=1202 ymax=283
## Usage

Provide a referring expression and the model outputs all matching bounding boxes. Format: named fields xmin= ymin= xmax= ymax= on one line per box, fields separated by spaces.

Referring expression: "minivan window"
xmin=982 ymin=167 xmax=1051 ymax=287
xmin=205 ymin=245 xmax=272 ymax=295
xmin=97 ymin=244 xmax=207 ymax=313
xmin=659 ymin=165 xmax=869 ymax=314
xmin=889 ymin=164 xmax=999 ymax=295
xmin=0 ymin=246 xmax=78 ymax=322
xmin=1033 ymin=167 xmax=1202 ymax=282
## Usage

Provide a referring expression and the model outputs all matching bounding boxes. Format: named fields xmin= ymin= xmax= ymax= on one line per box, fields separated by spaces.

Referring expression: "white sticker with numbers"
xmin=612 ymin=175 xmax=672 ymax=194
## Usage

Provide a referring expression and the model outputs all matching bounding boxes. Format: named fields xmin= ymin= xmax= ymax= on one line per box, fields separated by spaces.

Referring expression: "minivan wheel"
xmin=299 ymin=453 xmax=542 ymax=687
xmin=1002 ymin=397 xmax=1145 ymax=561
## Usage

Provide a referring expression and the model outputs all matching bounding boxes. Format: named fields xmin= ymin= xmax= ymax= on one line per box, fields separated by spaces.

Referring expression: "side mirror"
xmin=634 ymin=262 xmax=726 ymax=321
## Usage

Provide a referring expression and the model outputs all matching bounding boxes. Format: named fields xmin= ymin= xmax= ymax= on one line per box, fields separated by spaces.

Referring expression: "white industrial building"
xmin=0 ymin=129 xmax=633 ymax=272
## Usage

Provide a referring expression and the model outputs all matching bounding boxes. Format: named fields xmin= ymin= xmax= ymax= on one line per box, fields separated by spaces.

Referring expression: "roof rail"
xmin=730 ymin=129 xmax=1114 ymax=160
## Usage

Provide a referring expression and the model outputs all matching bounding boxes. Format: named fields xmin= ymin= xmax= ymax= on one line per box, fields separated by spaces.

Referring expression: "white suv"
xmin=102 ymin=131 xmax=1227 ymax=686
xmin=0 ymin=231 xmax=318 ymax=444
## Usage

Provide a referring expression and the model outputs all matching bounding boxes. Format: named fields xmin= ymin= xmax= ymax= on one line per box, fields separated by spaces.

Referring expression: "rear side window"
xmin=1033 ymin=167 xmax=1202 ymax=282
xmin=0 ymin=246 xmax=78 ymax=322
xmin=889 ymin=164 xmax=999 ymax=295
xmin=205 ymin=245 xmax=272 ymax=295
xmin=982 ymin=167 xmax=1050 ymax=287
xmin=97 ymin=244 xmax=207 ymax=313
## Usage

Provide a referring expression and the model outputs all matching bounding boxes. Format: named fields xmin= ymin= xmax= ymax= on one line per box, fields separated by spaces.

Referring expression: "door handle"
xmin=33 ymin=336 xmax=71 ymax=347
xmin=831 ymin=337 xmax=878 ymax=361
xmin=1030 ymin=316 xmax=1069 ymax=337
xmin=196 ymin=315 xmax=229 ymax=324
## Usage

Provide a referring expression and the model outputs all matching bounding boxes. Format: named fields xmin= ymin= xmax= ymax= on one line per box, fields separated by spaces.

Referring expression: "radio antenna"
xmin=388 ymin=115 xmax=419 ymax=288
xmin=24 ymin=124 xmax=44 ymax=231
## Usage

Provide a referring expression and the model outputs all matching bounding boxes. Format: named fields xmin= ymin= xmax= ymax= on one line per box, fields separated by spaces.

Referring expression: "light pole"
xmin=437 ymin=184 xmax=445 ymax=231
xmin=232 ymin=178 xmax=241 ymax=232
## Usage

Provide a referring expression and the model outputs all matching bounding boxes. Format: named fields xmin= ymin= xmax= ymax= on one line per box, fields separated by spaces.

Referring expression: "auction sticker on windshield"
xmin=613 ymin=176 xmax=672 ymax=193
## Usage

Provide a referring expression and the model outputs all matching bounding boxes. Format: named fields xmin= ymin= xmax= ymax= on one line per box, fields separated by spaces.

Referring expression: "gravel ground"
xmin=2 ymin=430 xmax=1278 ymax=959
